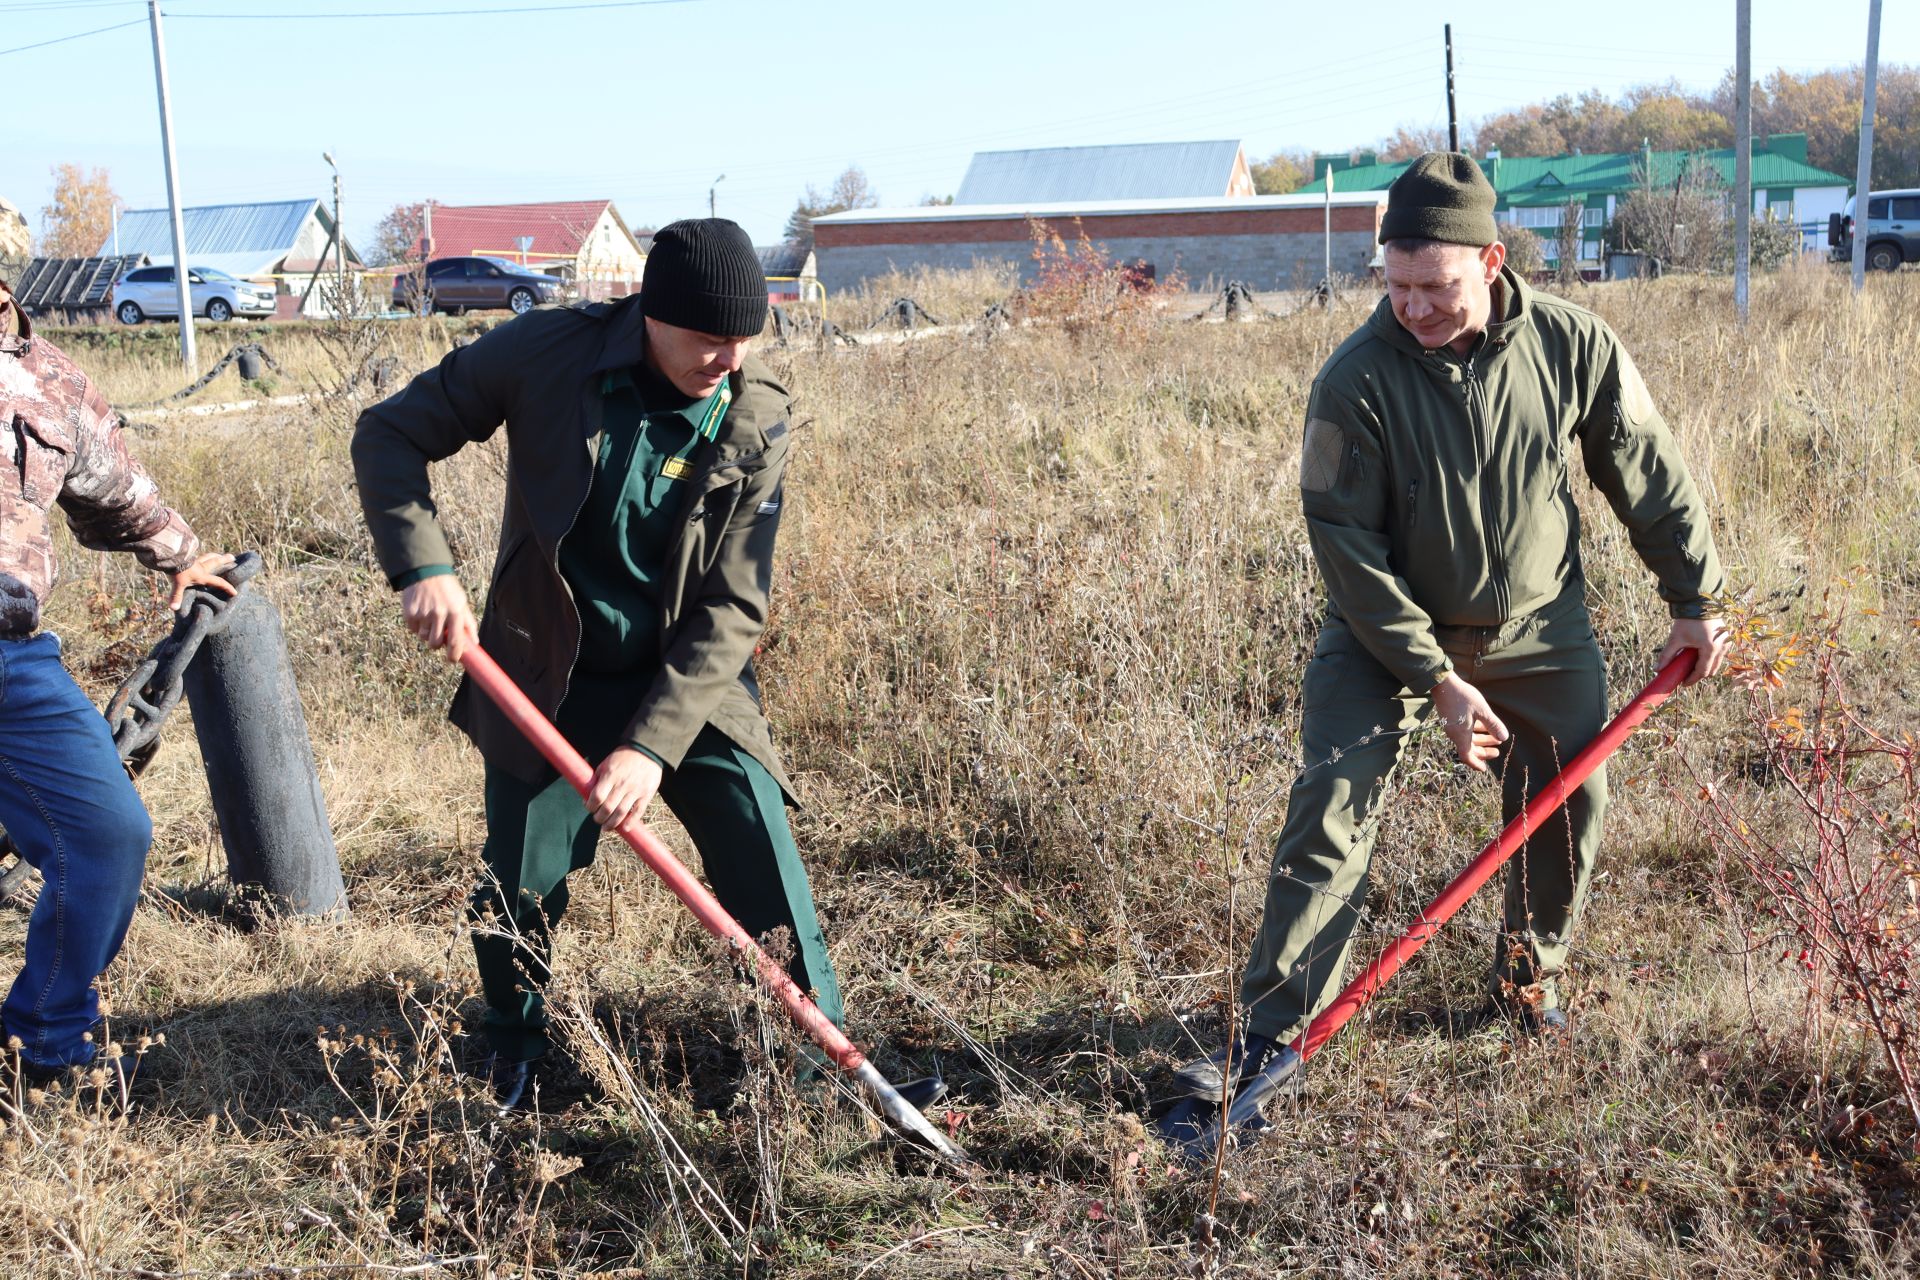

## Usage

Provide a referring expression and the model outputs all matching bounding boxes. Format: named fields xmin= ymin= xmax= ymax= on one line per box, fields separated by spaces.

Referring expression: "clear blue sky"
xmin=3 ymin=0 xmax=1915 ymax=253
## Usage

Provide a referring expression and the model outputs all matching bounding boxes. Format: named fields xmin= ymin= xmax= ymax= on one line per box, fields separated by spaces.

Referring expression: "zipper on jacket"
xmin=1406 ymin=479 xmax=1418 ymax=527
xmin=1463 ymin=354 xmax=1510 ymax=619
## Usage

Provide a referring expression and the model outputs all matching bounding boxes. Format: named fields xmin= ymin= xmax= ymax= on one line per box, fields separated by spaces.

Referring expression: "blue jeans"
xmin=0 ymin=634 xmax=152 ymax=1069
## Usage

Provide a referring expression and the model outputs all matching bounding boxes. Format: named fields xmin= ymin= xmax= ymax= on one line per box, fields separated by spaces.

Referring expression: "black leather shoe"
xmin=892 ymin=1074 xmax=948 ymax=1111
xmin=1171 ymin=1034 xmax=1282 ymax=1101
xmin=481 ymin=1055 xmax=535 ymax=1113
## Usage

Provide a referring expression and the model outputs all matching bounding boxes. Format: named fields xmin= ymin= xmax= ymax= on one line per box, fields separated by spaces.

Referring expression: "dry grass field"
xmin=5 ymin=260 xmax=1919 ymax=1278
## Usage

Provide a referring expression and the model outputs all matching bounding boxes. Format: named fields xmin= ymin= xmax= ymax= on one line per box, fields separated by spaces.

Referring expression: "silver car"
xmin=113 ymin=265 xmax=277 ymax=324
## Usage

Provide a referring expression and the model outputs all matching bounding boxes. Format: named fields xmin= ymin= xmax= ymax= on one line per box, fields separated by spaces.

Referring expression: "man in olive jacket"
xmin=1174 ymin=154 xmax=1731 ymax=1102
xmin=353 ymin=220 xmax=929 ymax=1111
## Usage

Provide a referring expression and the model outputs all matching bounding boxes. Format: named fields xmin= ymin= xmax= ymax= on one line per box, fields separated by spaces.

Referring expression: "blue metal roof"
xmin=101 ymin=199 xmax=354 ymax=274
xmin=956 ymin=140 xmax=1245 ymax=204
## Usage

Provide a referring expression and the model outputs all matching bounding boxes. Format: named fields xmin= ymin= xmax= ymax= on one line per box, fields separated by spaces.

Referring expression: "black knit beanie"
xmin=640 ymin=218 xmax=768 ymax=337
xmin=1380 ymin=152 xmax=1499 ymax=247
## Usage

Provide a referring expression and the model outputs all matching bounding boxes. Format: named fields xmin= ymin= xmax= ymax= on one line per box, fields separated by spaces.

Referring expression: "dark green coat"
xmin=1301 ymin=268 xmax=1724 ymax=692
xmin=351 ymin=296 xmax=795 ymax=792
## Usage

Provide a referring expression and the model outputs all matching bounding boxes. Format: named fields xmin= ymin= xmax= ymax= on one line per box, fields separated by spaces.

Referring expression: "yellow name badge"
xmin=661 ymin=456 xmax=694 ymax=481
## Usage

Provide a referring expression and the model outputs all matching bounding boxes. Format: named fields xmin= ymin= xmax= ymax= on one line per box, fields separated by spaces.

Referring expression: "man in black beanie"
xmin=353 ymin=219 xmax=940 ymax=1112
xmin=1165 ymin=153 xmax=1731 ymax=1128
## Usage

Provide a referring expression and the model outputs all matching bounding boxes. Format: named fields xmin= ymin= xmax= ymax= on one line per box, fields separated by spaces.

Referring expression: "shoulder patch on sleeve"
xmin=1300 ymin=417 xmax=1346 ymax=492
xmin=1617 ymin=347 xmax=1656 ymax=426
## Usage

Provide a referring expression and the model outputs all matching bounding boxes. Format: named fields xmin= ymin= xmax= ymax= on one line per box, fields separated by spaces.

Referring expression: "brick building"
xmin=811 ymin=192 xmax=1388 ymax=294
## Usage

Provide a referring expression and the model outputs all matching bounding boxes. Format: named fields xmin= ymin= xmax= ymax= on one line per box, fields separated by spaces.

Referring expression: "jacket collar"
xmin=586 ymin=295 xmax=763 ymax=453
xmin=1367 ymin=264 xmax=1530 ymax=361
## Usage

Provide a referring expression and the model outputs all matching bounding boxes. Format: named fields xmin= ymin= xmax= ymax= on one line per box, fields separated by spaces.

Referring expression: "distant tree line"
xmin=1248 ymin=65 xmax=1920 ymax=193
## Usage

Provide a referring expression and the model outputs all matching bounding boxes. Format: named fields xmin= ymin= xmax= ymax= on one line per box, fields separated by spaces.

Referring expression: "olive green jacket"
xmin=351 ymin=296 xmax=795 ymax=792
xmin=1300 ymin=268 xmax=1723 ymax=693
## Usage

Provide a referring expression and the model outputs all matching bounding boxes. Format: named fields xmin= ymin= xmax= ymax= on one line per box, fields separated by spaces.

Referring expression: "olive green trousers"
xmin=471 ymin=673 xmax=843 ymax=1063
xmin=1240 ymin=591 xmax=1610 ymax=1043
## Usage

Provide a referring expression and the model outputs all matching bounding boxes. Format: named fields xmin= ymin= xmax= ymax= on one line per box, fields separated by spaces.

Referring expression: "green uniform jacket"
xmin=1301 ymin=267 xmax=1724 ymax=692
xmin=351 ymin=296 xmax=796 ymax=793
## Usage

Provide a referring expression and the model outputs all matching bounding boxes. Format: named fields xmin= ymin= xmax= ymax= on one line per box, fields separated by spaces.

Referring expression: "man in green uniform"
xmin=1174 ymin=153 xmax=1732 ymax=1101
xmin=353 ymin=219 xmax=940 ymax=1111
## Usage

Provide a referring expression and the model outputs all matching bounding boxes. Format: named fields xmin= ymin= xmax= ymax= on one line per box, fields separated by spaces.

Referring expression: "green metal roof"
xmin=1326 ymin=144 xmax=1849 ymax=203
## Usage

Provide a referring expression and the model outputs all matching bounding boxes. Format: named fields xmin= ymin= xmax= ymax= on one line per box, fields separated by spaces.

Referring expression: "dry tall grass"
xmin=5 ymin=262 xmax=1919 ymax=1277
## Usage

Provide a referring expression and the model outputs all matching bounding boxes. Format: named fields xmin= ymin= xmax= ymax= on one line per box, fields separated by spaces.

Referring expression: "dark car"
xmin=393 ymin=256 xmax=564 ymax=315
xmin=1828 ymin=189 xmax=1920 ymax=271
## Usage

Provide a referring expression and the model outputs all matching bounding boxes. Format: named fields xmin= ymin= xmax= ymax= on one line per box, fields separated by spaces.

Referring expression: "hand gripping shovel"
xmin=1158 ymin=651 xmax=1697 ymax=1161
xmin=460 ymin=645 xmax=973 ymax=1171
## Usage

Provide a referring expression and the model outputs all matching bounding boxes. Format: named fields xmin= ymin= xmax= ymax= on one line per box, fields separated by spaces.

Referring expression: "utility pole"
xmin=710 ymin=173 xmax=726 ymax=219
xmin=323 ymin=152 xmax=345 ymax=318
xmin=1734 ymin=0 xmax=1751 ymax=321
xmin=1445 ymin=24 xmax=1459 ymax=153
xmin=148 ymin=0 xmax=194 ymax=372
xmin=1323 ymin=166 xmax=1333 ymax=288
xmin=1852 ymin=0 xmax=1883 ymax=295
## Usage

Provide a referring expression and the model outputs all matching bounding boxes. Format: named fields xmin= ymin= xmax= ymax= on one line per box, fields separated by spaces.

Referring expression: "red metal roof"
xmin=423 ymin=200 xmax=629 ymax=261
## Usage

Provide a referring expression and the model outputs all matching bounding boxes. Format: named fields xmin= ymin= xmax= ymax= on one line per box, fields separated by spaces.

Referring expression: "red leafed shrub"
xmin=1688 ymin=585 xmax=1920 ymax=1146
xmin=1016 ymin=217 xmax=1182 ymax=340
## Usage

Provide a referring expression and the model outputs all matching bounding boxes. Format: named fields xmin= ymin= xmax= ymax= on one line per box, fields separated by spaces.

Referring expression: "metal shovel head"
xmin=1154 ymin=1045 xmax=1303 ymax=1162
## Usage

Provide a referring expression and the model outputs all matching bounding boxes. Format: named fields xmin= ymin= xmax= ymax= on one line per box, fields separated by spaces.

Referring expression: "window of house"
xmin=1583 ymin=206 xmax=1603 ymax=227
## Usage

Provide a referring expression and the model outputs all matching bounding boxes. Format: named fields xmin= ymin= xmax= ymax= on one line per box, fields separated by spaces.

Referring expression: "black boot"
xmin=892 ymin=1074 xmax=948 ymax=1111
xmin=1170 ymin=1033 xmax=1283 ymax=1102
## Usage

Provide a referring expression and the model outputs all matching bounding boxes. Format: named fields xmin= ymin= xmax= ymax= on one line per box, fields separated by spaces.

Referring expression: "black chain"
xmin=0 ymin=552 xmax=263 ymax=900
xmin=116 ymin=344 xmax=284 ymax=411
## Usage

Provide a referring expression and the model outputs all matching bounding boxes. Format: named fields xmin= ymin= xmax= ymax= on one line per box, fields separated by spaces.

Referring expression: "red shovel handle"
xmin=1291 ymin=649 xmax=1697 ymax=1062
xmin=458 ymin=646 xmax=867 ymax=1073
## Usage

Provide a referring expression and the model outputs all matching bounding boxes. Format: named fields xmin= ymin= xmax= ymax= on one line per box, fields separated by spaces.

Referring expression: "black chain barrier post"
xmin=0 ymin=552 xmax=347 ymax=917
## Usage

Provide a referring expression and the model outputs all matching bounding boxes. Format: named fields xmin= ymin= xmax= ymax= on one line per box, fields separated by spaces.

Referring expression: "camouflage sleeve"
xmin=1577 ymin=332 xmax=1724 ymax=618
xmin=55 ymin=366 xmax=201 ymax=574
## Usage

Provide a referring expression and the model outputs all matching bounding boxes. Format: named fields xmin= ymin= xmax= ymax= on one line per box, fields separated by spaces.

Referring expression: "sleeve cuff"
xmin=390 ymin=563 xmax=455 ymax=590
xmin=624 ymin=740 xmax=668 ymax=770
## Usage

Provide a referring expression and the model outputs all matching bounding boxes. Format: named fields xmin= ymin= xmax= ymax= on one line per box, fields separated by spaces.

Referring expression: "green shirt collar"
xmin=601 ymin=367 xmax=732 ymax=439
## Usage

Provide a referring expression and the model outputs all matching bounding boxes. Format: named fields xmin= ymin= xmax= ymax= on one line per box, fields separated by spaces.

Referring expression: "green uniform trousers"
xmin=1240 ymin=589 xmax=1609 ymax=1043
xmin=470 ymin=673 xmax=843 ymax=1063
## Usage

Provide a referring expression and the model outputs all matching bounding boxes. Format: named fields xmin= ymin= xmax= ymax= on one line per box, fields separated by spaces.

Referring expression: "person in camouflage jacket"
xmin=0 ymin=279 xmax=234 ymax=1084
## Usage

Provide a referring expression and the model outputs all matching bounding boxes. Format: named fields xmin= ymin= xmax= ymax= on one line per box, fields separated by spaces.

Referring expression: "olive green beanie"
xmin=1380 ymin=152 xmax=1499 ymax=246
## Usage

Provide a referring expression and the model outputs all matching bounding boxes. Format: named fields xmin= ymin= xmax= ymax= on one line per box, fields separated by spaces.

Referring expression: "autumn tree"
xmin=1620 ymin=83 xmax=1730 ymax=151
xmin=368 ymin=200 xmax=437 ymax=267
xmin=38 ymin=164 xmax=122 ymax=258
xmin=784 ymin=166 xmax=878 ymax=253
xmin=1378 ymin=125 xmax=1451 ymax=162
xmin=1250 ymin=150 xmax=1312 ymax=194
xmin=1721 ymin=64 xmax=1920 ymax=189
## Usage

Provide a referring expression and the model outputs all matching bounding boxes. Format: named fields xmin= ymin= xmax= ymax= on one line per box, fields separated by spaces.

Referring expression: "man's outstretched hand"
xmin=1431 ymin=672 xmax=1510 ymax=773
xmin=585 ymin=747 xmax=664 ymax=830
xmin=1655 ymin=616 xmax=1731 ymax=687
xmin=167 ymin=552 xmax=239 ymax=612
xmin=401 ymin=574 xmax=479 ymax=663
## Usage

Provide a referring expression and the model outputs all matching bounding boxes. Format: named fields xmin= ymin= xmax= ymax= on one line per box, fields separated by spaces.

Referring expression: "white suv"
xmin=113 ymin=265 xmax=277 ymax=324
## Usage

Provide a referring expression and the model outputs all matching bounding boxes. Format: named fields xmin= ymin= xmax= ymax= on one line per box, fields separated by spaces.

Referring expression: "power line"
xmin=0 ymin=15 xmax=143 ymax=56
xmin=165 ymin=0 xmax=693 ymax=18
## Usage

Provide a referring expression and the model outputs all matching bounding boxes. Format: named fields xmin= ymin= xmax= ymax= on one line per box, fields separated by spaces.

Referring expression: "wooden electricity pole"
xmin=1852 ymin=0 xmax=1883 ymax=295
xmin=1445 ymin=24 xmax=1459 ymax=153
